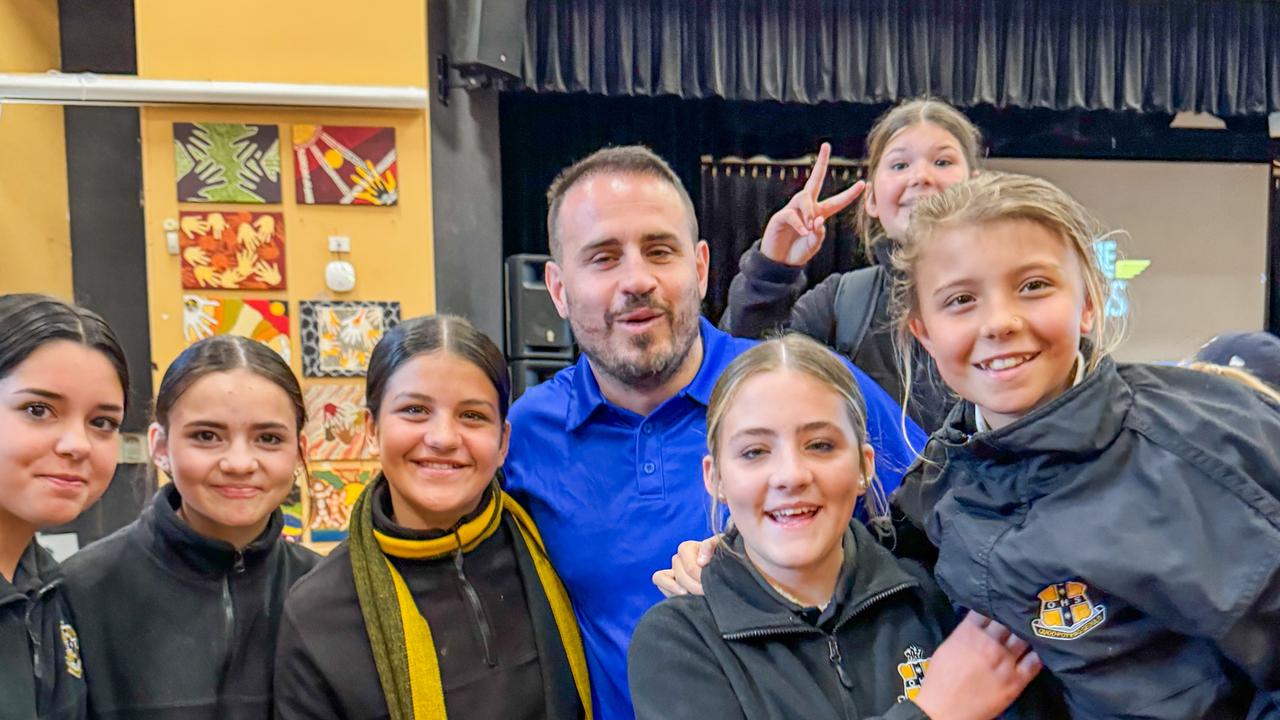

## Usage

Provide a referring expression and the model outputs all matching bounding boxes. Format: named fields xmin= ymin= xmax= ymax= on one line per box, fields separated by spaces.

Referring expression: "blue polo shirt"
xmin=503 ymin=318 xmax=926 ymax=720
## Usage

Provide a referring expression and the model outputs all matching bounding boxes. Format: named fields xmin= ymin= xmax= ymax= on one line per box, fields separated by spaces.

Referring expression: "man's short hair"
xmin=545 ymin=145 xmax=699 ymax=261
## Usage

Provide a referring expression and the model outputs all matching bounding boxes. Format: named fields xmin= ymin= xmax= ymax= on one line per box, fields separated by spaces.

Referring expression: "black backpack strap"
xmin=832 ymin=267 xmax=885 ymax=357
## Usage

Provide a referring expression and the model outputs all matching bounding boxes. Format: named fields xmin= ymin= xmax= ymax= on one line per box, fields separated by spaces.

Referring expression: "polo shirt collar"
xmin=565 ymin=317 xmax=729 ymax=431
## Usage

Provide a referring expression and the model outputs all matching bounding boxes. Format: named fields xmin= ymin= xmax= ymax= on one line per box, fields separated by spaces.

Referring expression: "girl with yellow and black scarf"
xmin=275 ymin=315 xmax=591 ymax=720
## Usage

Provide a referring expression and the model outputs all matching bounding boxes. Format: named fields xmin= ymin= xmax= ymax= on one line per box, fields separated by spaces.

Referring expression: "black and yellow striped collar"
xmin=373 ymin=481 xmax=503 ymax=560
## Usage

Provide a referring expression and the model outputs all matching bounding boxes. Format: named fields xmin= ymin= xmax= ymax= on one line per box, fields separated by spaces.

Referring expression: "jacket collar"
xmin=140 ymin=482 xmax=283 ymax=577
xmin=369 ymin=474 xmax=498 ymax=543
xmin=0 ymin=540 xmax=63 ymax=606
xmin=565 ymin=317 xmax=731 ymax=431
xmin=896 ymin=356 xmax=1131 ymax=524
xmin=934 ymin=356 xmax=1130 ymax=460
xmin=703 ymin=521 xmax=919 ymax=638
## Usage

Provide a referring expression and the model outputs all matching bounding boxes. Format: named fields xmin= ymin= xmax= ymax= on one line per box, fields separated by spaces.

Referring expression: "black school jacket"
xmin=0 ymin=540 xmax=87 ymax=720
xmin=896 ymin=359 xmax=1280 ymax=719
xmin=60 ymin=484 xmax=320 ymax=720
xmin=628 ymin=523 xmax=953 ymax=720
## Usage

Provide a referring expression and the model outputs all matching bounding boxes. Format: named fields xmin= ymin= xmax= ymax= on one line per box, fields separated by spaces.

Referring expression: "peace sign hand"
xmin=759 ymin=142 xmax=866 ymax=267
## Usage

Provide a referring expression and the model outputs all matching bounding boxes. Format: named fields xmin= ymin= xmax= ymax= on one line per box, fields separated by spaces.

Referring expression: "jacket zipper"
xmin=25 ymin=579 xmax=64 ymax=717
xmin=723 ymin=582 xmax=915 ymax=717
xmin=220 ymin=552 xmax=245 ymax=671
xmin=827 ymin=634 xmax=853 ymax=689
xmin=25 ymin=599 xmax=42 ymax=681
xmin=453 ymin=550 xmax=497 ymax=667
xmin=26 ymin=580 xmax=61 ymax=684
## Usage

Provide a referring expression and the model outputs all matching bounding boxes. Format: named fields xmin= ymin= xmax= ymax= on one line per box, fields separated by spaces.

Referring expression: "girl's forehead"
xmin=1 ymin=341 xmax=125 ymax=403
xmin=174 ymin=369 xmax=295 ymax=412
xmin=883 ymin=121 xmax=962 ymax=152
xmin=919 ymin=219 xmax=1083 ymax=274
xmin=383 ymin=351 xmax=499 ymax=403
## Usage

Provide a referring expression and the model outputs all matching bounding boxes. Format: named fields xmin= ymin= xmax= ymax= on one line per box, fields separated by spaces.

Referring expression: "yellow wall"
xmin=135 ymin=0 xmax=428 ymax=86
xmin=138 ymin=105 xmax=434 ymax=392
xmin=135 ymin=1 xmax=433 ymax=547
xmin=0 ymin=0 xmax=73 ymax=298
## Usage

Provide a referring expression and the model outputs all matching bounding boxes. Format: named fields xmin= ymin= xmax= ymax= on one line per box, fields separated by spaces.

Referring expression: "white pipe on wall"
xmin=0 ymin=72 xmax=428 ymax=109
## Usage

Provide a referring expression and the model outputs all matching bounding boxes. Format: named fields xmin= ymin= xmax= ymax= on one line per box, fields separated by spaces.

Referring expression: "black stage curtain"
xmin=699 ymin=159 xmax=866 ymax=324
xmin=524 ymin=0 xmax=1280 ymax=115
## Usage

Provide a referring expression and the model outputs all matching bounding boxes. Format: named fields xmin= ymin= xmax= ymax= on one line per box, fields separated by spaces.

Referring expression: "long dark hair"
xmin=155 ymin=335 xmax=305 ymax=434
xmin=0 ymin=293 xmax=130 ymax=405
xmin=366 ymin=315 xmax=511 ymax=422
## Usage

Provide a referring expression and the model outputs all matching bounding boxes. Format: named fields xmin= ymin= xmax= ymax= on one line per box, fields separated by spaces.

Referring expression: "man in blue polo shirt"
xmin=504 ymin=146 xmax=925 ymax=720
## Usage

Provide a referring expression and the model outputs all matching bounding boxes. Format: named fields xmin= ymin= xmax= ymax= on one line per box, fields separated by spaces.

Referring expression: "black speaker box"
xmin=445 ymin=0 xmax=527 ymax=81
xmin=511 ymin=358 xmax=572 ymax=401
xmin=505 ymin=253 xmax=574 ymax=360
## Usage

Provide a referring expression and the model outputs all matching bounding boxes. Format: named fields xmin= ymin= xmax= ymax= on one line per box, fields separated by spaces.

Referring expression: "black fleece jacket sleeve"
xmin=720 ymin=242 xmax=843 ymax=345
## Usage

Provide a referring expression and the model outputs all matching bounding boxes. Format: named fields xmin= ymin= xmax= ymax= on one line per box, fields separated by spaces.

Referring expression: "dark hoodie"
xmin=896 ymin=359 xmax=1280 ymax=718
xmin=0 ymin=540 xmax=86 ymax=720
xmin=60 ymin=483 xmax=319 ymax=720
xmin=628 ymin=522 xmax=953 ymax=720
xmin=721 ymin=241 xmax=951 ymax=432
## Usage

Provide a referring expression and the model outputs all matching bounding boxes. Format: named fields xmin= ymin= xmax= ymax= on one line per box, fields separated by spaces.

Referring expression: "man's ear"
xmin=695 ymin=240 xmax=710 ymax=300
xmin=545 ymin=260 xmax=570 ymax=320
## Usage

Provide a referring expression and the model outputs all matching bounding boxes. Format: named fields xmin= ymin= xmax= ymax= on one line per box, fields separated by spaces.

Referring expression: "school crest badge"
xmin=60 ymin=621 xmax=83 ymax=679
xmin=896 ymin=645 xmax=930 ymax=702
xmin=1031 ymin=580 xmax=1106 ymax=640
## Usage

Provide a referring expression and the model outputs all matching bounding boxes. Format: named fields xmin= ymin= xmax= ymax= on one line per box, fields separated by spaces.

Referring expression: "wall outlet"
xmin=328 ymin=235 xmax=351 ymax=253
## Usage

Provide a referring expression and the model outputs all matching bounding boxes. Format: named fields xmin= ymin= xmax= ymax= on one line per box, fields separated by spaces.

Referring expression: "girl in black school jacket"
xmin=61 ymin=336 xmax=319 ymax=720
xmin=630 ymin=335 xmax=1043 ymax=720
xmin=0 ymin=294 xmax=131 ymax=720
xmin=891 ymin=172 xmax=1280 ymax=718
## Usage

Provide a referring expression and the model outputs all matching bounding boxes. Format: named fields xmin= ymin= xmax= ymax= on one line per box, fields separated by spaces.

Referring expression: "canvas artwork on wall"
xmin=179 ymin=211 xmax=286 ymax=290
xmin=308 ymin=466 xmax=373 ymax=542
xmin=174 ymin=122 xmax=282 ymax=203
xmin=299 ymin=300 xmax=399 ymax=377
xmin=183 ymin=295 xmax=292 ymax=363
xmin=302 ymin=382 xmax=370 ymax=460
xmin=292 ymin=125 xmax=398 ymax=205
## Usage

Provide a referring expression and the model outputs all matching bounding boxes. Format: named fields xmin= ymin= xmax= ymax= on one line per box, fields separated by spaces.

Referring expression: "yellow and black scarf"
xmin=348 ymin=477 xmax=592 ymax=719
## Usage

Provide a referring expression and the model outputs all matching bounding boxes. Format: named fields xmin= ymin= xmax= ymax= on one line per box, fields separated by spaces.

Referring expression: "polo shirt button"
xmin=642 ymin=424 xmax=654 ymax=434
xmin=643 ymin=462 xmax=655 ymax=474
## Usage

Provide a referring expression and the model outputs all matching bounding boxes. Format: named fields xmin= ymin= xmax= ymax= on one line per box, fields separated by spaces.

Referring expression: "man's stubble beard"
xmin=566 ymin=286 xmax=702 ymax=391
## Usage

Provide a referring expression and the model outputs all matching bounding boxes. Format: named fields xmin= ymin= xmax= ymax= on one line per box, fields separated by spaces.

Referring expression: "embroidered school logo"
xmin=59 ymin=621 xmax=83 ymax=679
xmin=1031 ymin=581 xmax=1107 ymax=640
xmin=896 ymin=645 xmax=930 ymax=702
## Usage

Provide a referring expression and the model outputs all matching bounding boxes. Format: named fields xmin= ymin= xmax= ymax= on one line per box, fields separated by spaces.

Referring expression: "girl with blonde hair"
xmin=893 ymin=172 xmax=1280 ymax=717
xmin=631 ymin=334 xmax=1042 ymax=720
